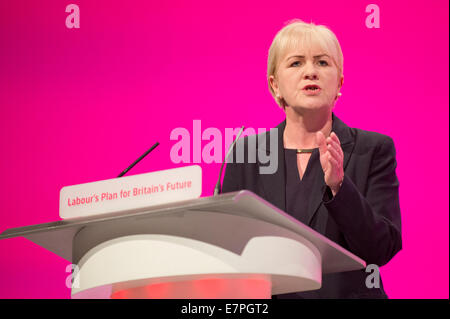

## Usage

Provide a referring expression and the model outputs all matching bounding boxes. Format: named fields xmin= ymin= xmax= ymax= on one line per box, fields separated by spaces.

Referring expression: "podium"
xmin=0 ymin=190 xmax=366 ymax=299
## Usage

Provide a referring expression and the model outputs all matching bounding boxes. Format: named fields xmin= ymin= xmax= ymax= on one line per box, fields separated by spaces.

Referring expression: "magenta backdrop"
xmin=0 ymin=0 xmax=448 ymax=299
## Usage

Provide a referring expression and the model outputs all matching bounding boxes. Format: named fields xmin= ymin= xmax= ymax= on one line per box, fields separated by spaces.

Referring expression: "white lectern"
xmin=0 ymin=191 xmax=366 ymax=299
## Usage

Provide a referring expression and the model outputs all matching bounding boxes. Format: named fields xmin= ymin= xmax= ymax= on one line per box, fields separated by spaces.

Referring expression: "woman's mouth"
xmin=302 ymin=87 xmax=321 ymax=95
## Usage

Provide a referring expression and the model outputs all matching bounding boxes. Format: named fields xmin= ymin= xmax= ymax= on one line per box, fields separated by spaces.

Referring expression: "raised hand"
xmin=316 ymin=131 xmax=344 ymax=196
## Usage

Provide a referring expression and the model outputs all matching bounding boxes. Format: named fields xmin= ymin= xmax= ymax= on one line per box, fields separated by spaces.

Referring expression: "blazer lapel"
xmin=258 ymin=120 xmax=286 ymax=212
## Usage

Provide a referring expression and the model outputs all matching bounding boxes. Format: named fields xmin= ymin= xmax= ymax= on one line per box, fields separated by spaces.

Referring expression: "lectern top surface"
xmin=0 ymin=190 xmax=365 ymax=273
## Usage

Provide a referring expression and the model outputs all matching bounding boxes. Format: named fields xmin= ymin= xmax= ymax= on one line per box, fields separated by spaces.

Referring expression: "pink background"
xmin=0 ymin=0 xmax=448 ymax=299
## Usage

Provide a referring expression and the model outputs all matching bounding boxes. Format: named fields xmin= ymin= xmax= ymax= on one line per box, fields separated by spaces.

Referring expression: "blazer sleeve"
xmin=222 ymin=160 xmax=242 ymax=193
xmin=221 ymin=141 xmax=245 ymax=194
xmin=323 ymin=136 xmax=402 ymax=266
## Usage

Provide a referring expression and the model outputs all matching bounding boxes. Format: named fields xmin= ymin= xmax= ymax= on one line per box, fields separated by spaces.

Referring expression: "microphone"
xmin=213 ymin=126 xmax=245 ymax=196
xmin=117 ymin=142 xmax=160 ymax=178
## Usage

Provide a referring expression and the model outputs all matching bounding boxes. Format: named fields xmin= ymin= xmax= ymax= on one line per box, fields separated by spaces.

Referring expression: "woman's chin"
xmin=288 ymin=103 xmax=332 ymax=113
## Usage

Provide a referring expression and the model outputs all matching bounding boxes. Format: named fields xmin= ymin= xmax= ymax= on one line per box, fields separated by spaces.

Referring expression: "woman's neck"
xmin=283 ymin=108 xmax=333 ymax=149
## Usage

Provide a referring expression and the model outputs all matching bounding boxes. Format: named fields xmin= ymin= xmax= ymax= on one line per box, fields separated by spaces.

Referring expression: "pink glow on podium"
xmin=110 ymin=277 xmax=272 ymax=299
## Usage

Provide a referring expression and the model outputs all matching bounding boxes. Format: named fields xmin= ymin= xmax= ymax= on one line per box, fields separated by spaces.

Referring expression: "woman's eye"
xmin=318 ymin=60 xmax=329 ymax=66
xmin=290 ymin=61 xmax=301 ymax=67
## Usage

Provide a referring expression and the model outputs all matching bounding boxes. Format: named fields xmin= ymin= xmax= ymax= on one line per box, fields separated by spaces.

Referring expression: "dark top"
xmin=222 ymin=113 xmax=402 ymax=299
xmin=284 ymin=148 xmax=321 ymax=226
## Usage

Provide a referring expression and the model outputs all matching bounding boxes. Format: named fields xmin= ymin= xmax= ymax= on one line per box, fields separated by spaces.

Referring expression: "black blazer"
xmin=222 ymin=113 xmax=402 ymax=299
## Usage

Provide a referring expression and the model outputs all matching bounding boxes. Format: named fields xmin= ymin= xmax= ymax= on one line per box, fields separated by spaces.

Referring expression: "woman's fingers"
xmin=330 ymin=132 xmax=341 ymax=145
xmin=327 ymin=144 xmax=342 ymax=164
xmin=319 ymin=132 xmax=344 ymax=184
xmin=326 ymin=137 xmax=343 ymax=159
xmin=321 ymin=132 xmax=344 ymax=191
xmin=316 ymin=131 xmax=328 ymax=155
xmin=328 ymin=154 xmax=339 ymax=169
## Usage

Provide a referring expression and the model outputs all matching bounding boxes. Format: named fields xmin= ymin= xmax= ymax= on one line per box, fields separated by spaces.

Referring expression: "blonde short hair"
xmin=267 ymin=19 xmax=344 ymax=108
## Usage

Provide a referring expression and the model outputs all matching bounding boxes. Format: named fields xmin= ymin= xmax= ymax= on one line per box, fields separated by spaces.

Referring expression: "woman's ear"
xmin=269 ymin=75 xmax=280 ymax=97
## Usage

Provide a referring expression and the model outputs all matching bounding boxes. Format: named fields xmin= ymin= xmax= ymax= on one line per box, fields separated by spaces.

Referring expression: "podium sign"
xmin=59 ymin=165 xmax=202 ymax=219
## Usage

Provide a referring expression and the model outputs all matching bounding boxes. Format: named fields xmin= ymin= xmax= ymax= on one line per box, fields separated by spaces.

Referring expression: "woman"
xmin=222 ymin=20 xmax=402 ymax=299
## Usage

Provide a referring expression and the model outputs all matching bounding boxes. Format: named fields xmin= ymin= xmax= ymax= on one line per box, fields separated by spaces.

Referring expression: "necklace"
xmin=296 ymin=148 xmax=315 ymax=154
xmin=284 ymin=124 xmax=332 ymax=154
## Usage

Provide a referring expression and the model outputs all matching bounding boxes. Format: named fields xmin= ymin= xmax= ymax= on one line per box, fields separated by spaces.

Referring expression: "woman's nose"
xmin=304 ymin=73 xmax=318 ymax=80
xmin=303 ymin=62 xmax=319 ymax=80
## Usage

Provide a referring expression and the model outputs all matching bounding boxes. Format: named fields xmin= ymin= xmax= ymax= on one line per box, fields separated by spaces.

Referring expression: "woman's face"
xmin=270 ymin=40 xmax=343 ymax=112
